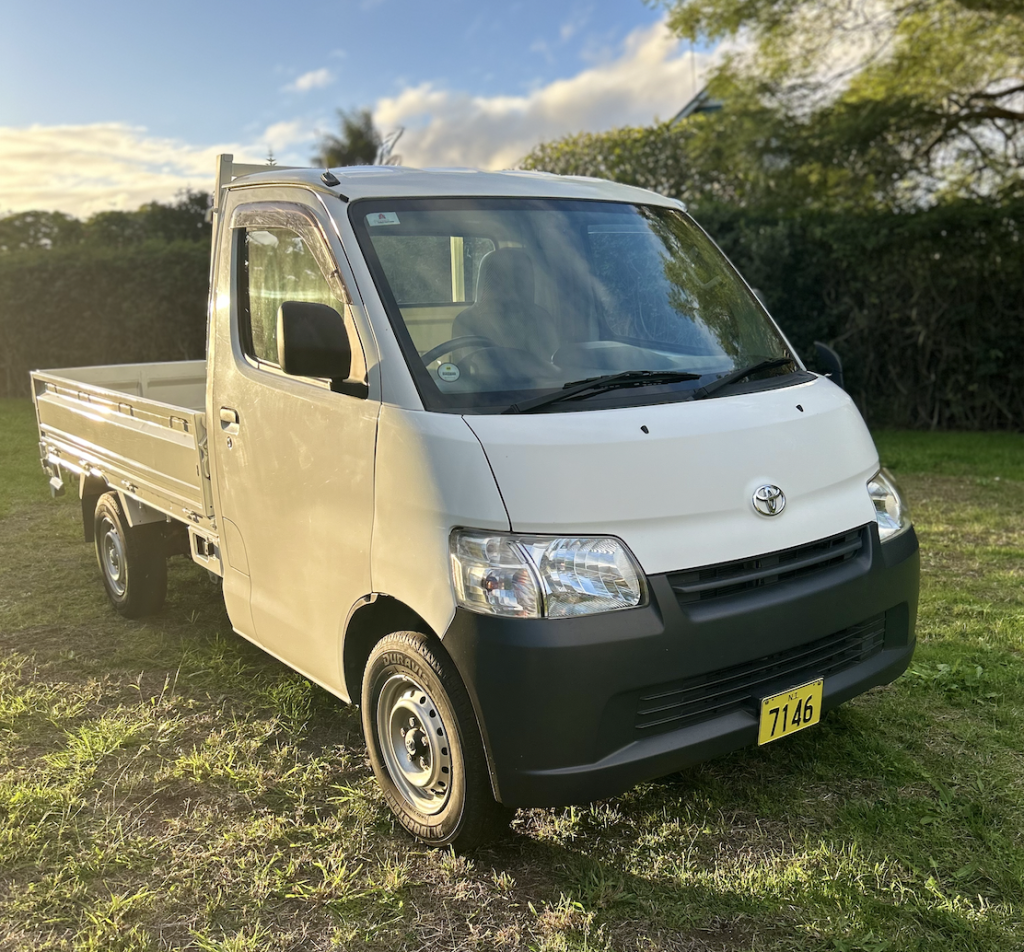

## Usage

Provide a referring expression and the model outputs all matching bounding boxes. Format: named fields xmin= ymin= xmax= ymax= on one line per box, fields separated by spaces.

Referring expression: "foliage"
xmin=523 ymin=123 xmax=694 ymax=199
xmin=650 ymin=0 xmax=1024 ymax=206
xmin=0 ymin=210 xmax=83 ymax=254
xmin=520 ymin=1 xmax=1024 ymax=431
xmin=0 ymin=190 xmax=211 ymax=254
xmin=2 ymin=402 xmax=1024 ymax=949
xmin=313 ymin=108 xmax=403 ymax=168
xmin=699 ymin=198 xmax=1024 ymax=430
xmin=519 ymin=106 xmax=880 ymax=212
xmin=0 ymin=191 xmax=212 ymax=398
xmin=0 ymin=242 xmax=208 ymax=398
xmin=83 ymin=190 xmax=212 ymax=248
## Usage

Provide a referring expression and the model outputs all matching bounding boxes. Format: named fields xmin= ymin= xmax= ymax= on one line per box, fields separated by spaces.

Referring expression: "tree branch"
xmin=965 ymin=82 xmax=1024 ymax=101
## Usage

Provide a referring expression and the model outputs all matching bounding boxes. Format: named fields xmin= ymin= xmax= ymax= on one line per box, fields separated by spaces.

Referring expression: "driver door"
xmin=209 ymin=197 xmax=377 ymax=696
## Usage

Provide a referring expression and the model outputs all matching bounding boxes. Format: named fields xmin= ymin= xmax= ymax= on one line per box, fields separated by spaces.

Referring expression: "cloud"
xmin=0 ymin=19 xmax=717 ymax=217
xmin=284 ymin=68 xmax=334 ymax=93
xmin=262 ymin=119 xmax=311 ymax=154
xmin=0 ymin=123 xmax=272 ymax=217
xmin=559 ymin=7 xmax=591 ymax=43
xmin=374 ymin=21 xmax=714 ymax=170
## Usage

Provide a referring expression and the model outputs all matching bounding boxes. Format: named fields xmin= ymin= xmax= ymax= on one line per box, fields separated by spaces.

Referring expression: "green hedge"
xmin=0 ymin=242 xmax=209 ymax=398
xmin=698 ymin=201 xmax=1024 ymax=430
xmin=2 ymin=203 xmax=1021 ymax=429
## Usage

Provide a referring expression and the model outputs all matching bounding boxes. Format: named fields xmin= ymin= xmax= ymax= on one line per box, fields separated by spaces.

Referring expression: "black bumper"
xmin=441 ymin=524 xmax=919 ymax=807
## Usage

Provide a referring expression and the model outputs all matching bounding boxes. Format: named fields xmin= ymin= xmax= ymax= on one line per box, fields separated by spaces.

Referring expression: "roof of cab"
xmin=226 ymin=165 xmax=679 ymax=207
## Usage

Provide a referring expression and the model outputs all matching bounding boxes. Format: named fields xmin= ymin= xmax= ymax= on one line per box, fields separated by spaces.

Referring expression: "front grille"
xmin=635 ymin=613 xmax=886 ymax=734
xmin=667 ymin=527 xmax=865 ymax=605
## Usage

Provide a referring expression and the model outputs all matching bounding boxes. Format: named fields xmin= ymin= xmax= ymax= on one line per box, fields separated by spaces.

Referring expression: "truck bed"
xmin=31 ymin=360 xmax=215 ymax=533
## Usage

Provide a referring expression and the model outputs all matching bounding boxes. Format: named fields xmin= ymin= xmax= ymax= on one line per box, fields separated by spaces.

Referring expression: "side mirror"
xmin=277 ymin=301 xmax=351 ymax=382
xmin=813 ymin=341 xmax=845 ymax=391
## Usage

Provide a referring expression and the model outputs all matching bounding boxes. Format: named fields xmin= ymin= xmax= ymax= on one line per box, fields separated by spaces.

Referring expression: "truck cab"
xmin=33 ymin=158 xmax=919 ymax=849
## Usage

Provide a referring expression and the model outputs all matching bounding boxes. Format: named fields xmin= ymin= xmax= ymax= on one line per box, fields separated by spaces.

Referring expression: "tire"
xmin=361 ymin=631 xmax=512 ymax=850
xmin=93 ymin=493 xmax=167 ymax=618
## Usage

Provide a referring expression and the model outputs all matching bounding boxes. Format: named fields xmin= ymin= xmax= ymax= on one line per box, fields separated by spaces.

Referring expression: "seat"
xmin=451 ymin=248 xmax=558 ymax=360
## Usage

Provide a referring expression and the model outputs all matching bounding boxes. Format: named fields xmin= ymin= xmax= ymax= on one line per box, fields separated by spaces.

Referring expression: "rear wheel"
xmin=361 ymin=631 xmax=511 ymax=850
xmin=93 ymin=493 xmax=167 ymax=618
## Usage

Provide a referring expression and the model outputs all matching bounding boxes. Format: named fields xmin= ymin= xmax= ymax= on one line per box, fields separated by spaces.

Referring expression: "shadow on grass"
xmin=3 ymin=494 xmax=1023 ymax=950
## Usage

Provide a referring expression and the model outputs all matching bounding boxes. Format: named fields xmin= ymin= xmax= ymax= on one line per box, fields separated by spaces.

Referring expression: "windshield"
xmin=351 ymin=197 xmax=795 ymax=413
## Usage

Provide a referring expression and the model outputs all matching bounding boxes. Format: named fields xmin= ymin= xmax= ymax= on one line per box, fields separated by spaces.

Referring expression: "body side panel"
xmin=370 ymin=405 xmax=510 ymax=638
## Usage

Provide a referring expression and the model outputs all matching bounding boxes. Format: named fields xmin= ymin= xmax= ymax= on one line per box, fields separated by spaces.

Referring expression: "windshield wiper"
xmin=689 ymin=357 xmax=795 ymax=401
xmin=504 ymin=370 xmax=701 ymax=415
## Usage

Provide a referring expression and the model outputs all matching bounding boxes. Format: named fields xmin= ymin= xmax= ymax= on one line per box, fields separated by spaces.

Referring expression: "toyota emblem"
xmin=753 ymin=484 xmax=786 ymax=516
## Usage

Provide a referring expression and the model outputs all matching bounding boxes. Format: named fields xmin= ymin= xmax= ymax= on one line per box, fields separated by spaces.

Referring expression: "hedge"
xmin=2 ymin=202 xmax=1021 ymax=430
xmin=0 ymin=242 xmax=209 ymax=398
xmin=698 ymin=200 xmax=1024 ymax=430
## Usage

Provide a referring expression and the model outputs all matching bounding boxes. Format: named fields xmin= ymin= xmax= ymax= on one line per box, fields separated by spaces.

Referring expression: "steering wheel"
xmin=420 ymin=336 xmax=495 ymax=366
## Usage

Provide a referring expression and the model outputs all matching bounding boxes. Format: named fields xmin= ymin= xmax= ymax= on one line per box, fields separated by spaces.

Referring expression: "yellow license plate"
xmin=757 ymin=679 xmax=823 ymax=745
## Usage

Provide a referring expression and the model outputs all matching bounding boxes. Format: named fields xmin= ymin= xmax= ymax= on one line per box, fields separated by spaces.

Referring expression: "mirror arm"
xmin=813 ymin=341 xmax=845 ymax=391
xmin=330 ymin=379 xmax=369 ymax=398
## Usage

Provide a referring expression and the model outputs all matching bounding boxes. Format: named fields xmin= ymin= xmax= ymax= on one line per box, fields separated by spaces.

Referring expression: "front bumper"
xmin=441 ymin=524 xmax=919 ymax=807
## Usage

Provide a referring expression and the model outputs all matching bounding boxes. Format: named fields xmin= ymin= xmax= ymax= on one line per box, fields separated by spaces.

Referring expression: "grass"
xmin=1 ymin=395 xmax=1023 ymax=951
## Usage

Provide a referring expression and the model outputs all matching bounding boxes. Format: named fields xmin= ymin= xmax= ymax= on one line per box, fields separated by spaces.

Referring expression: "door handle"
xmin=219 ymin=407 xmax=240 ymax=434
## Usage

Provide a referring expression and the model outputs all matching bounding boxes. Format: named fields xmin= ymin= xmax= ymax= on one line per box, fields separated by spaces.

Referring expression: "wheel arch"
xmin=79 ymin=472 xmax=109 ymax=543
xmin=341 ymin=594 xmax=434 ymax=704
xmin=341 ymin=594 xmax=503 ymax=802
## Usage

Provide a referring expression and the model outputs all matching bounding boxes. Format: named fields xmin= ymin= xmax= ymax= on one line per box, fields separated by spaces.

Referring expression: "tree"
xmin=522 ymin=124 xmax=694 ymax=198
xmin=650 ymin=0 xmax=1024 ymax=205
xmin=136 ymin=189 xmax=212 ymax=244
xmin=314 ymin=109 xmax=403 ymax=168
xmin=82 ymin=191 xmax=211 ymax=248
xmin=0 ymin=191 xmax=212 ymax=254
xmin=519 ymin=94 xmax=889 ymax=212
xmin=0 ymin=211 xmax=82 ymax=253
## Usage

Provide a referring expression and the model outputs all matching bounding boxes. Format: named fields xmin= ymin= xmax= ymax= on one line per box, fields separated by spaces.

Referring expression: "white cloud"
xmin=559 ymin=7 xmax=591 ymax=43
xmin=0 ymin=19 xmax=718 ymax=217
xmin=0 ymin=123 xmax=273 ymax=217
xmin=262 ymin=119 xmax=312 ymax=154
xmin=285 ymin=68 xmax=334 ymax=93
xmin=374 ymin=21 xmax=715 ymax=170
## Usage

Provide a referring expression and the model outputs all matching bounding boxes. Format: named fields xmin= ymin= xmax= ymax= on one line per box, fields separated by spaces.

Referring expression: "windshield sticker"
xmin=437 ymin=362 xmax=460 ymax=382
xmin=368 ymin=211 xmax=401 ymax=227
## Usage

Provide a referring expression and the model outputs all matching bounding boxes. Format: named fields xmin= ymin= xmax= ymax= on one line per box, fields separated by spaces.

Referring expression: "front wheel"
xmin=361 ymin=631 xmax=511 ymax=850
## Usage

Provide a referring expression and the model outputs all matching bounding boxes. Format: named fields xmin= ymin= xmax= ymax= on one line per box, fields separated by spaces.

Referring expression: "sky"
xmin=0 ymin=0 xmax=715 ymax=217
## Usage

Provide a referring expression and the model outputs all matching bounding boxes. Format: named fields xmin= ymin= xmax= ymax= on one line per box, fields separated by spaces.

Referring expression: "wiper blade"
xmin=504 ymin=370 xmax=701 ymax=415
xmin=690 ymin=357 xmax=795 ymax=401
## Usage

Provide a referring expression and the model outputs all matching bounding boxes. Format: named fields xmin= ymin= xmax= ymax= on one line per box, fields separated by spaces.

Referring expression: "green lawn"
xmin=1 ymin=397 xmax=1022 ymax=951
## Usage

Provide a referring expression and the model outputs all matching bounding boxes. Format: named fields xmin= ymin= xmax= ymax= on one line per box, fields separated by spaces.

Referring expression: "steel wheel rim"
xmin=376 ymin=673 xmax=453 ymax=815
xmin=99 ymin=516 xmax=127 ymax=597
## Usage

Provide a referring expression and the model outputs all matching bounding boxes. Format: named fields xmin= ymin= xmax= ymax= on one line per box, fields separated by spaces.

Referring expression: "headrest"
xmin=476 ymin=248 xmax=535 ymax=304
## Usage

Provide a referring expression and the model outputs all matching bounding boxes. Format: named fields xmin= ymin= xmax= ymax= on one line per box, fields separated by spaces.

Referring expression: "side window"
xmin=242 ymin=226 xmax=337 ymax=363
xmin=235 ymin=211 xmax=366 ymax=384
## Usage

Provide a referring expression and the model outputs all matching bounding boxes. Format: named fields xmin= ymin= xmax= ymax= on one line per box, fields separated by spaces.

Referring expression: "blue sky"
xmin=0 ymin=0 xmax=714 ymax=215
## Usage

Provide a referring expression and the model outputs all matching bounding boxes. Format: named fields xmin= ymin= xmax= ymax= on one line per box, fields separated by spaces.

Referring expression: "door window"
xmin=234 ymin=206 xmax=366 ymax=384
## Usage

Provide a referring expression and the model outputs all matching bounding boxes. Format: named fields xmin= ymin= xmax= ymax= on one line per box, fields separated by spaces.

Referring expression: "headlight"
xmin=450 ymin=530 xmax=645 ymax=618
xmin=867 ymin=468 xmax=911 ymax=542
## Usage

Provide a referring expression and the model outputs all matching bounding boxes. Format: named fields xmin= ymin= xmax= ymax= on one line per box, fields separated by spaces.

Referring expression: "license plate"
xmin=757 ymin=679 xmax=823 ymax=745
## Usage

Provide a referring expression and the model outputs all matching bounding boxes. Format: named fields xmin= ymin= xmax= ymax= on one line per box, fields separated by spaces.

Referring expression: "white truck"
xmin=32 ymin=156 xmax=919 ymax=848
